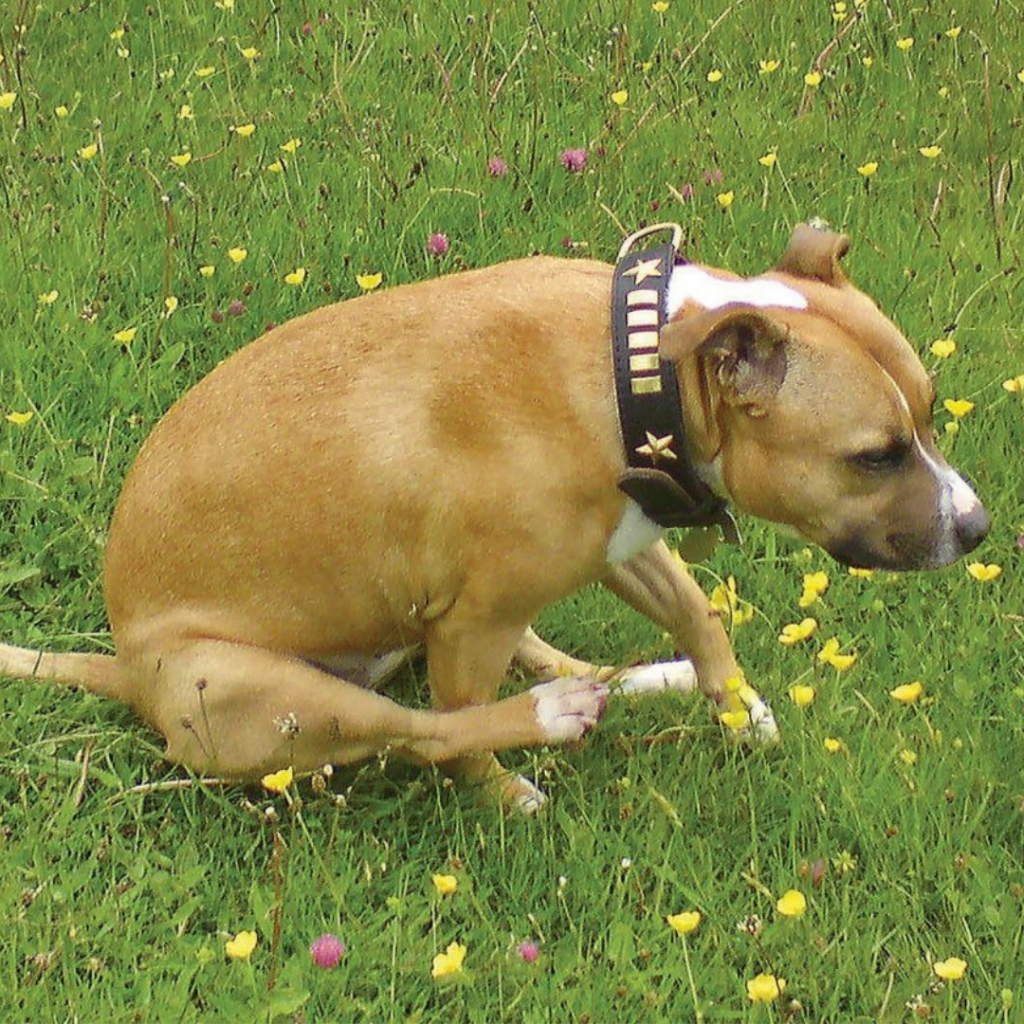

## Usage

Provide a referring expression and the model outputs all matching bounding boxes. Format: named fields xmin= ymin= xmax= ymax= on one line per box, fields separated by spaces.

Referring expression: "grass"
xmin=0 ymin=0 xmax=1022 ymax=1020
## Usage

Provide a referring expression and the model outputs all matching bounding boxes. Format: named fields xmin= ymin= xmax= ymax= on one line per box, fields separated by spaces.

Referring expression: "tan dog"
xmin=0 ymin=224 xmax=989 ymax=811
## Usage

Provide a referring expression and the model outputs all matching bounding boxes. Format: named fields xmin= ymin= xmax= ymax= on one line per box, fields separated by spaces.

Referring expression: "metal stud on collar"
xmin=616 ymin=222 xmax=683 ymax=262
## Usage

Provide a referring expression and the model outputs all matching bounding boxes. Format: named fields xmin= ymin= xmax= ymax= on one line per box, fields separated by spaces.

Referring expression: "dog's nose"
xmin=956 ymin=502 xmax=990 ymax=555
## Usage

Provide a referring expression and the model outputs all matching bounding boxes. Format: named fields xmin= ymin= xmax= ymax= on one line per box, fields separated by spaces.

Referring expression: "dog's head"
xmin=661 ymin=224 xmax=990 ymax=570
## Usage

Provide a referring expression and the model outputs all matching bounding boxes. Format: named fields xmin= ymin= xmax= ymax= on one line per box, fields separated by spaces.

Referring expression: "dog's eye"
xmin=851 ymin=442 xmax=909 ymax=471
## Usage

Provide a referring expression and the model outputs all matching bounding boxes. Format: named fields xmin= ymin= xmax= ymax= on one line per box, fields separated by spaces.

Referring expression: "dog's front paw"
xmin=718 ymin=678 xmax=781 ymax=746
xmin=530 ymin=677 xmax=608 ymax=744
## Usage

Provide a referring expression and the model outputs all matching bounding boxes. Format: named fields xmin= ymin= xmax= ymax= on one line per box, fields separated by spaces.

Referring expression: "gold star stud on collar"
xmin=623 ymin=257 xmax=663 ymax=285
xmin=635 ymin=431 xmax=677 ymax=464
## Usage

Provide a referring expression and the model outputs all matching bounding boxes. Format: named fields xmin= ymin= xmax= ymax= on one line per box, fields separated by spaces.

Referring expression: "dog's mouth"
xmin=825 ymin=524 xmax=985 ymax=573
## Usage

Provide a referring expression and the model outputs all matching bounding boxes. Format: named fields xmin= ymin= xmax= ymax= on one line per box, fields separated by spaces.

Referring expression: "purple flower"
xmin=426 ymin=232 xmax=449 ymax=258
xmin=517 ymin=940 xmax=540 ymax=963
xmin=310 ymin=933 xmax=346 ymax=969
xmin=302 ymin=21 xmax=313 ymax=36
xmin=210 ymin=309 xmax=224 ymax=324
xmin=227 ymin=299 xmax=246 ymax=317
xmin=560 ymin=148 xmax=587 ymax=173
xmin=677 ymin=182 xmax=695 ymax=202
xmin=703 ymin=167 xmax=724 ymax=186
xmin=488 ymin=156 xmax=509 ymax=177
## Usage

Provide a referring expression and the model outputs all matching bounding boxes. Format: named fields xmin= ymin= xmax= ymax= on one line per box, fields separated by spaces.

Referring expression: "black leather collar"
xmin=612 ymin=224 xmax=739 ymax=541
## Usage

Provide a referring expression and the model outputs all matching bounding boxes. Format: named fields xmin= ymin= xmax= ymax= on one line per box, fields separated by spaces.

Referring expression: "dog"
xmin=0 ymin=223 xmax=990 ymax=811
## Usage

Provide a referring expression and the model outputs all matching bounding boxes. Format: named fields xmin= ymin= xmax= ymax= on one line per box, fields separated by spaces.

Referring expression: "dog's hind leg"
xmin=138 ymin=637 xmax=606 ymax=782
xmin=424 ymin=620 xmax=608 ymax=813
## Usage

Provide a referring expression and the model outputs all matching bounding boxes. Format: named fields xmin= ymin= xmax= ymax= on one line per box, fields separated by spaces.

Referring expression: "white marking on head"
xmin=878 ymin=368 xmax=982 ymax=564
xmin=667 ymin=265 xmax=808 ymax=317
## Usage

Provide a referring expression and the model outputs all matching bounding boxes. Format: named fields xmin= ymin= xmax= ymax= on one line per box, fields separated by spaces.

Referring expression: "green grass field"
xmin=1 ymin=0 xmax=1022 ymax=1020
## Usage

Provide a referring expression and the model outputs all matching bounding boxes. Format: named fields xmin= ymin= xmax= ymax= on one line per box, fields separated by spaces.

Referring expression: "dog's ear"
xmin=775 ymin=222 xmax=851 ymax=285
xmin=661 ymin=306 xmax=790 ymax=413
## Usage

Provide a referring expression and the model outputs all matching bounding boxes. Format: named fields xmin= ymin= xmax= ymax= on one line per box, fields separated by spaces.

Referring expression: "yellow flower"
xmin=804 ymin=71 xmax=822 ymax=87
xmin=706 ymin=69 xmax=723 ymax=83
xmin=280 ymin=138 xmax=301 ymax=154
xmin=356 ymin=272 xmax=383 ymax=291
xmin=266 ymin=160 xmax=284 ymax=173
xmin=818 ymin=637 xmax=857 ymax=671
xmin=758 ymin=152 xmax=777 ymax=168
xmin=667 ymin=911 xmax=701 ymax=935
xmin=38 ymin=290 xmax=59 ymax=306
xmin=170 ymin=151 xmax=192 ymax=168
xmin=1002 ymin=375 xmax=1024 ymax=392
xmin=55 ymin=105 xmax=69 ymax=118
xmin=431 ymin=941 xmax=467 ymax=979
xmin=899 ymin=749 xmax=918 ymax=765
xmin=109 ymin=27 xmax=125 ymax=41
xmin=117 ymin=46 xmax=130 ymax=59
xmin=938 ymin=86 xmax=950 ymax=98
xmin=225 ymin=930 xmax=257 ymax=960
xmin=930 ymin=338 xmax=956 ymax=358
xmin=0 ymin=92 xmax=16 ymax=111
xmin=652 ymin=1 xmax=669 ymax=11
xmin=799 ymin=571 xmax=829 ymax=607
xmin=196 ymin=66 xmax=216 ymax=78
xmin=779 ymin=618 xmax=817 ymax=645
xmin=284 ymin=267 xmax=306 ymax=286
xmin=163 ymin=295 xmax=179 ymax=316
xmin=776 ymin=889 xmax=807 ymax=917
xmin=747 ymin=973 xmax=787 ymax=1002
xmin=215 ymin=0 xmax=235 ymax=9
xmin=919 ymin=145 xmax=942 ymax=159
xmin=709 ymin=576 xmax=754 ymax=625
xmin=261 ymin=767 xmax=294 ymax=793
xmin=79 ymin=143 xmax=99 ymax=161
xmin=890 ymin=681 xmax=924 ymax=704
xmin=240 ymin=46 xmax=260 ymax=61
xmin=234 ymin=123 xmax=256 ymax=138
xmin=1018 ymin=69 xmax=1024 ymax=85
xmin=823 ymin=737 xmax=843 ymax=754
xmin=945 ymin=420 xmax=959 ymax=435
xmin=759 ymin=59 xmax=780 ymax=74
xmin=610 ymin=89 xmax=628 ymax=106
xmin=945 ymin=26 xmax=962 ymax=39
xmin=6 ymin=411 xmax=33 ymax=426
xmin=966 ymin=562 xmax=1001 ymax=582
xmin=788 ymin=684 xmax=815 ymax=707
xmin=848 ymin=567 xmax=874 ymax=578
xmin=199 ymin=264 xmax=215 ymax=278
xmin=934 ymin=957 xmax=967 ymax=981
xmin=862 ymin=56 xmax=874 ymax=67
xmin=719 ymin=709 xmax=750 ymax=731
xmin=432 ymin=873 xmax=458 ymax=896
xmin=227 ymin=247 xmax=248 ymax=264
xmin=113 ymin=327 xmax=137 ymax=346
xmin=857 ymin=161 xmax=879 ymax=177
xmin=717 ymin=191 xmax=734 ymax=209
xmin=943 ymin=398 xmax=974 ymax=418
xmin=896 ymin=37 xmax=914 ymax=51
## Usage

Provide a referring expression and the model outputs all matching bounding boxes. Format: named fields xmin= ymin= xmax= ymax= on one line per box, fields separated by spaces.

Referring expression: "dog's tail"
xmin=0 ymin=641 xmax=123 ymax=701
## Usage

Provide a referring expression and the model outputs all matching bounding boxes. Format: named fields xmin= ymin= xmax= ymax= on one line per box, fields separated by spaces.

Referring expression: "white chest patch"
xmin=606 ymin=499 xmax=663 ymax=564
xmin=667 ymin=265 xmax=808 ymax=316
